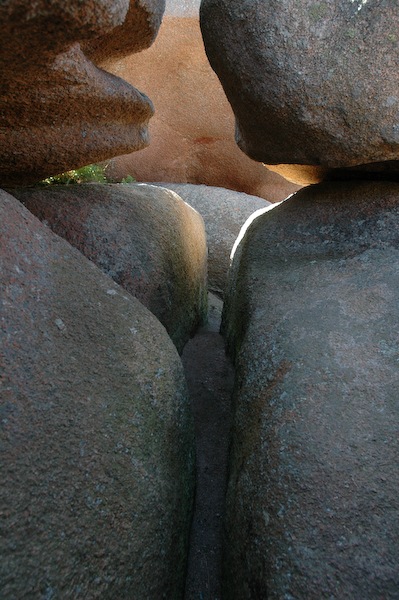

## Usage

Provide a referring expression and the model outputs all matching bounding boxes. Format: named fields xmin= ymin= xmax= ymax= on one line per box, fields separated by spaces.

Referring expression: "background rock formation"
xmin=0 ymin=189 xmax=195 ymax=599
xmin=12 ymin=183 xmax=207 ymax=354
xmin=103 ymin=3 xmax=301 ymax=201
xmin=0 ymin=0 xmax=165 ymax=187
xmin=151 ymin=183 xmax=272 ymax=297
xmin=200 ymin=0 xmax=399 ymax=184
xmin=221 ymin=181 xmax=399 ymax=599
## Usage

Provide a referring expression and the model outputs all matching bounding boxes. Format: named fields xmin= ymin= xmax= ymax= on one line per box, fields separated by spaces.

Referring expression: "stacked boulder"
xmin=201 ymin=0 xmax=399 ymax=185
xmin=0 ymin=0 xmax=165 ymax=187
xmin=201 ymin=0 xmax=399 ymax=597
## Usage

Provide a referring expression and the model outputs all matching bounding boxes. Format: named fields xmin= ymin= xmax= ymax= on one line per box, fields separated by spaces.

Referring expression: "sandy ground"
xmin=182 ymin=294 xmax=235 ymax=600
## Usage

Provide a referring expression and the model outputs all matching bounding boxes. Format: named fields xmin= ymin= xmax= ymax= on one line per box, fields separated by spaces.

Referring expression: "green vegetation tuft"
xmin=41 ymin=164 xmax=109 ymax=185
xmin=40 ymin=164 xmax=137 ymax=186
xmin=121 ymin=174 xmax=136 ymax=184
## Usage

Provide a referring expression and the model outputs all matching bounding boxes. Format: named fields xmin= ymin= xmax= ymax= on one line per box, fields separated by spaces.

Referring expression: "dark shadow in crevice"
xmin=182 ymin=293 xmax=235 ymax=600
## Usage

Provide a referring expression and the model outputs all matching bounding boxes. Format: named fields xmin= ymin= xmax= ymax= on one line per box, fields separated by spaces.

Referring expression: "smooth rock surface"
xmin=103 ymin=15 xmax=301 ymax=201
xmin=0 ymin=0 xmax=164 ymax=187
xmin=11 ymin=183 xmax=207 ymax=354
xmin=151 ymin=183 xmax=272 ymax=297
xmin=0 ymin=188 xmax=195 ymax=599
xmin=201 ymin=0 xmax=399 ymax=183
xmin=221 ymin=181 xmax=399 ymax=599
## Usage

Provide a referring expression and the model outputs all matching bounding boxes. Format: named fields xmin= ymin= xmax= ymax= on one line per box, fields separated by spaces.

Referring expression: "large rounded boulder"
xmin=200 ymin=0 xmax=399 ymax=183
xmin=0 ymin=0 xmax=165 ymax=187
xmin=0 ymin=188 xmax=195 ymax=599
xmin=11 ymin=183 xmax=208 ymax=353
xmin=221 ymin=181 xmax=399 ymax=598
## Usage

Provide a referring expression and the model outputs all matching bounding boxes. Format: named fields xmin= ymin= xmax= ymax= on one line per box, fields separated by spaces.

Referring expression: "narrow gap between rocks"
xmin=181 ymin=293 xmax=235 ymax=600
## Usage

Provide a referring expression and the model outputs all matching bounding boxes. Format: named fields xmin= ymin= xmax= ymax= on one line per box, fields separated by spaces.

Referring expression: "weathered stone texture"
xmin=0 ymin=188 xmax=195 ymax=599
xmin=103 ymin=15 xmax=301 ymax=200
xmin=0 ymin=0 xmax=165 ymax=187
xmin=201 ymin=0 xmax=399 ymax=183
xmin=11 ymin=183 xmax=207 ymax=353
xmin=151 ymin=183 xmax=271 ymax=297
xmin=221 ymin=181 xmax=399 ymax=599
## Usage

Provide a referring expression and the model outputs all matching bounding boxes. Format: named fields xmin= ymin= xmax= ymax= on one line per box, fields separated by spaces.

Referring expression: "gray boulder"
xmin=151 ymin=183 xmax=271 ymax=297
xmin=0 ymin=188 xmax=195 ymax=599
xmin=201 ymin=0 xmax=399 ymax=183
xmin=221 ymin=181 xmax=399 ymax=598
xmin=12 ymin=183 xmax=207 ymax=353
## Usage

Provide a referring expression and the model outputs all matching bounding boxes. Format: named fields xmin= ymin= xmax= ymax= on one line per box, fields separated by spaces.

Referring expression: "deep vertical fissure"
xmin=182 ymin=293 xmax=235 ymax=600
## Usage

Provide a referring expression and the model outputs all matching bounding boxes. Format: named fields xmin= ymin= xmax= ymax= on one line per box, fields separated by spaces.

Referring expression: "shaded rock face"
xmin=200 ymin=0 xmax=399 ymax=184
xmin=151 ymin=183 xmax=271 ymax=297
xmin=0 ymin=0 xmax=165 ymax=187
xmin=103 ymin=15 xmax=301 ymax=201
xmin=0 ymin=188 xmax=195 ymax=599
xmin=221 ymin=181 xmax=399 ymax=599
xmin=11 ymin=183 xmax=207 ymax=354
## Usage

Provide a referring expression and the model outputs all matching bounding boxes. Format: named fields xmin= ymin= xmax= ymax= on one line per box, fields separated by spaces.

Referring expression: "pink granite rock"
xmin=103 ymin=14 xmax=301 ymax=200
xmin=84 ymin=0 xmax=165 ymax=64
xmin=0 ymin=0 xmax=165 ymax=187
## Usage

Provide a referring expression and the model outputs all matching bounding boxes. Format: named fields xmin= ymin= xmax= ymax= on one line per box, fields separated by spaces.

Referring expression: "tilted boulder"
xmin=103 ymin=9 xmax=301 ymax=200
xmin=200 ymin=0 xmax=399 ymax=184
xmin=11 ymin=183 xmax=207 ymax=353
xmin=0 ymin=188 xmax=195 ymax=599
xmin=151 ymin=183 xmax=271 ymax=297
xmin=221 ymin=181 xmax=399 ymax=598
xmin=0 ymin=0 xmax=165 ymax=187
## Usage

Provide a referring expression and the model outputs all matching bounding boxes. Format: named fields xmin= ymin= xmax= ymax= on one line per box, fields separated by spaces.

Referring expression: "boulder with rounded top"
xmin=200 ymin=0 xmax=399 ymax=184
xmin=11 ymin=182 xmax=208 ymax=353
